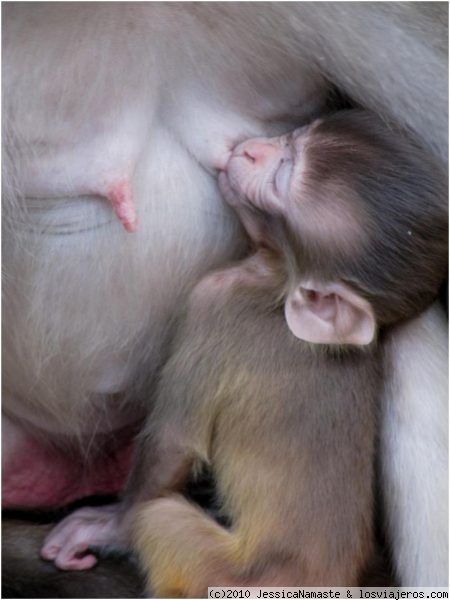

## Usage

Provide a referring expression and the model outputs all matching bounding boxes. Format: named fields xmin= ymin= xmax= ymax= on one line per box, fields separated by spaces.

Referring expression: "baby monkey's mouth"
xmin=217 ymin=147 xmax=252 ymax=209
xmin=217 ymin=170 xmax=282 ymax=254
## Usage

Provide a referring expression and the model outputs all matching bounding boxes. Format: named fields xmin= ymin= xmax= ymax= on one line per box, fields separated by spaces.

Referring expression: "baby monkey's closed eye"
xmin=273 ymin=157 xmax=293 ymax=196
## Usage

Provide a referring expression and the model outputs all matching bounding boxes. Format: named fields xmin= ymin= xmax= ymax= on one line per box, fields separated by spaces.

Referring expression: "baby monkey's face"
xmin=218 ymin=110 xmax=447 ymax=347
xmin=217 ymin=123 xmax=378 ymax=348
xmin=218 ymin=127 xmax=308 ymax=243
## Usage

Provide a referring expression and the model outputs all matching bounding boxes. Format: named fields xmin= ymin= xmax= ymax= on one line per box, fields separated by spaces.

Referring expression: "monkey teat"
xmin=106 ymin=180 xmax=138 ymax=233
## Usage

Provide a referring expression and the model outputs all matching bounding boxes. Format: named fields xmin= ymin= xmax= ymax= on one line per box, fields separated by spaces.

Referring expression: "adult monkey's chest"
xmin=2 ymin=3 xmax=328 ymax=511
xmin=4 ymin=3 xmax=327 ymax=209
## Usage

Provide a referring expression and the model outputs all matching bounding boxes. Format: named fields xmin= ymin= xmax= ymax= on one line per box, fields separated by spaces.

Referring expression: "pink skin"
xmin=3 ymin=416 xmax=135 ymax=570
xmin=1 ymin=413 xmax=140 ymax=570
xmin=8 ymin=435 xmax=135 ymax=570
xmin=40 ymin=505 xmax=127 ymax=570
xmin=106 ymin=180 xmax=138 ymax=233
xmin=3 ymin=436 xmax=133 ymax=510
xmin=218 ymin=130 xmax=305 ymax=236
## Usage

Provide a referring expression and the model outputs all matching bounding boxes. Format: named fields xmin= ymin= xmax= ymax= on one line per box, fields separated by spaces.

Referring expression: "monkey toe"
xmin=54 ymin=547 xmax=98 ymax=571
xmin=40 ymin=544 xmax=60 ymax=561
xmin=40 ymin=504 xmax=124 ymax=570
xmin=41 ymin=534 xmax=99 ymax=570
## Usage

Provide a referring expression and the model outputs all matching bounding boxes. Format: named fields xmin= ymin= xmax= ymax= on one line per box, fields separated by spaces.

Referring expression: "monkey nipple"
xmin=106 ymin=180 xmax=138 ymax=233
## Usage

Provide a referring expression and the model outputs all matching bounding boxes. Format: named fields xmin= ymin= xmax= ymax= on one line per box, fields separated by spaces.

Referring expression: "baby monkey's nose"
xmin=240 ymin=141 xmax=280 ymax=164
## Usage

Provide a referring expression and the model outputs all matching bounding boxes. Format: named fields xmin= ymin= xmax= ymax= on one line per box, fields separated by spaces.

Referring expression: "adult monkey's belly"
xmin=2 ymin=3 xmax=325 ymax=509
xmin=2 ymin=151 xmax=244 ymax=508
xmin=2 ymin=130 xmax=247 ymax=508
xmin=2 ymin=1 xmax=447 ymax=588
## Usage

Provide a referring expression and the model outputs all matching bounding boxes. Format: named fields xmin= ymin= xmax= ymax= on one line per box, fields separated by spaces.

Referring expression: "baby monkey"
xmin=130 ymin=111 xmax=447 ymax=595
xmin=42 ymin=111 xmax=447 ymax=595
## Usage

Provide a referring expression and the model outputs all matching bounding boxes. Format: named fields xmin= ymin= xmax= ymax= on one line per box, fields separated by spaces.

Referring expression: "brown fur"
xmin=295 ymin=112 xmax=448 ymax=324
xmin=129 ymin=113 xmax=447 ymax=596
xmin=131 ymin=253 xmax=380 ymax=595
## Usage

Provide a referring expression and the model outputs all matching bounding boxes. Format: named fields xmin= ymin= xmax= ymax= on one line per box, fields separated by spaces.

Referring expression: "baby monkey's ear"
xmin=284 ymin=280 xmax=376 ymax=346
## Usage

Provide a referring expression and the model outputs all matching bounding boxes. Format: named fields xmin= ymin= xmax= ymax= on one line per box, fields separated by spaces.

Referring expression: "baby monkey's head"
xmin=219 ymin=110 xmax=447 ymax=346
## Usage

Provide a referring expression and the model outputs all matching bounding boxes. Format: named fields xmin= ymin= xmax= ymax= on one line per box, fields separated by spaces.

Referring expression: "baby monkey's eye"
xmin=274 ymin=158 xmax=293 ymax=197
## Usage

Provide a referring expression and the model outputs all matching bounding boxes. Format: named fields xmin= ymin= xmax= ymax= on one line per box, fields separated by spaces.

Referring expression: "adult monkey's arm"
xmin=283 ymin=2 xmax=448 ymax=161
xmin=382 ymin=304 xmax=448 ymax=586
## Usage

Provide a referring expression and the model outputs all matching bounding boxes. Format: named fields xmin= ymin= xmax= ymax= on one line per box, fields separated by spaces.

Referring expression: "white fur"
xmin=2 ymin=3 xmax=325 ymax=438
xmin=382 ymin=303 xmax=449 ymax=585
xmin=3 ymin=126 xmax=244 ymax=437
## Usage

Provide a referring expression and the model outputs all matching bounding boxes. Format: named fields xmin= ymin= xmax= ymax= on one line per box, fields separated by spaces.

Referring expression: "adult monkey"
xmin=2 ymin=1 xmax=448 ymax=591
